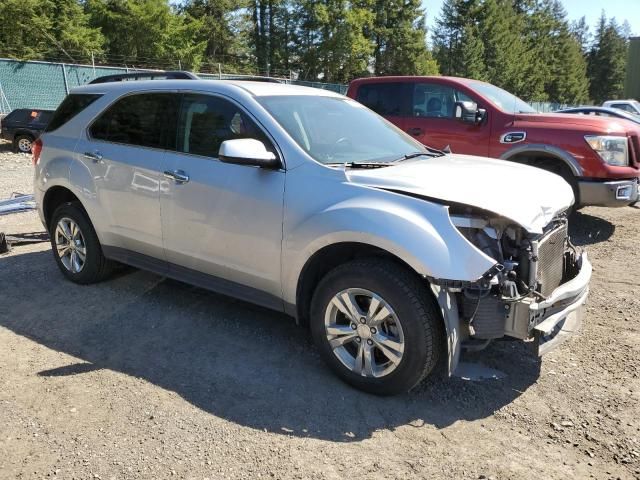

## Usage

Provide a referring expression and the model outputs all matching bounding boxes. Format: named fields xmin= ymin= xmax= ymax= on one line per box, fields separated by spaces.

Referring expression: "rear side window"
xmin=46 ymin=94 xmax=102 ymax=132
xmin=355 ymin=82 xmax=411 ymax=117
xmin=90 ymin=93 xmax=179 ymax=150
xmin=177 ymin=94 xmax=271 ymax=157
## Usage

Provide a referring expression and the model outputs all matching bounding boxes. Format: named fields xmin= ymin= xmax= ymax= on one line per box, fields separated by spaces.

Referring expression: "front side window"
xmin=46 ymin=94 xmax=102 ymax=132
xmin=355 ymin=82 xmax=411 ymax=117
xmin=90 ymin=93 xmax=179 ymax=149
xmin=177 ymin=94 xmax=271 ymax=157
xmin=412 ymin=83 xmax=473 ymax=118
xmin=258 ymin=95 xmax=428 ymax=165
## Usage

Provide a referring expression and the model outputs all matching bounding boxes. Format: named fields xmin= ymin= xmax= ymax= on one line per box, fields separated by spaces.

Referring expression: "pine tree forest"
xmin=0 ymin=0 xmax=633 ymax=103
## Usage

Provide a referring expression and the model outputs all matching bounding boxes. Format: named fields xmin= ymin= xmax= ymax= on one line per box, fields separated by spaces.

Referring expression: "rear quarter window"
xmin=45 ymin=94 xmax=102 ymax=132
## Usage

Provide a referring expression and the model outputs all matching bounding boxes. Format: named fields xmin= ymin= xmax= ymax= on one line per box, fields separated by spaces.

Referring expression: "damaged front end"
xmin=431 ymin=206 xmax=591 ymax=374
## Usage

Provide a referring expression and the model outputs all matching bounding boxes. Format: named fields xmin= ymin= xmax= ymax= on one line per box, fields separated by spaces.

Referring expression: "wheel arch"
xmin=500 ymin=144 xmax=583 ymax=176
xmin=500 ymin=144 xmax=582 ymax=202
xmin=294 ymin=242 xmax=422 ymax=326
xmin=42 ymin=185 xmax=83 ymax=231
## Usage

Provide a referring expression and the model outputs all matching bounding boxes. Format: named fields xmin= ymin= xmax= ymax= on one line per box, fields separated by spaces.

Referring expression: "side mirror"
xmin=454 ymin=101 xmax=486 ymax=125
xmin=218 ymin=138 xmax=280 ymax=169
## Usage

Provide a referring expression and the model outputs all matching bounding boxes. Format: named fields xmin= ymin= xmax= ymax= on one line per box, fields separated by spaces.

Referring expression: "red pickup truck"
xmin=347 ymin=76 xmax=640 ymax=208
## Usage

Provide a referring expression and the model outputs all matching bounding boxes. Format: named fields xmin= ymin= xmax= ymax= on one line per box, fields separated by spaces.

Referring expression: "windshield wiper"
xmin=343 ymin=162 xmax=395 ymax=169
xmin=394 ymin=148 xmax=446 ymax=162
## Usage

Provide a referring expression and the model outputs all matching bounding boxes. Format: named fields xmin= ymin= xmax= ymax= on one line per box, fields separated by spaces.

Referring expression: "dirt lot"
xmin=0 ymin=140 xmax=639 ymax=480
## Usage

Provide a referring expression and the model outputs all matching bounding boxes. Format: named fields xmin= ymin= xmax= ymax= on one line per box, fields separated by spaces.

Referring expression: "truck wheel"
xmin=49 ymin=202 xmax=114 ymax=284
xmin=310 ymin=259 xmax=443 ymax=395
xmin=14 ymin=135 xmax=34 ymax=153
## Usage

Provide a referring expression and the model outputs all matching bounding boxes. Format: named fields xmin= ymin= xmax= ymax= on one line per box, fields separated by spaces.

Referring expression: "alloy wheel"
xmin=324 ymin=288 xmax=405 ymax=378
xmin=54 ymin=217 xmax=87 ymax=273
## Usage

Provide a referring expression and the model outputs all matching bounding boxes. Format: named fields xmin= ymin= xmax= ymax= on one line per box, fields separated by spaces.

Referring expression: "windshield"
xmin=468 ymin=81 xmax=537 ymax=114
xmin=257 ymin=95 xmax=429 ymax=165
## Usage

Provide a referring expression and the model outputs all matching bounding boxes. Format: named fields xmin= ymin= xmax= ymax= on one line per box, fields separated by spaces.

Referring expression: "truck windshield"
xmin=468 ymin=81 xmax=537 ymax=114
xmin=257 ymin=95 xmax=429 ymax=165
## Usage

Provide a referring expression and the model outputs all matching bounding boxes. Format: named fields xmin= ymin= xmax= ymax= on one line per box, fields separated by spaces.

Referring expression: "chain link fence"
xmin=0 ymin=58 xmax=347 ymax=113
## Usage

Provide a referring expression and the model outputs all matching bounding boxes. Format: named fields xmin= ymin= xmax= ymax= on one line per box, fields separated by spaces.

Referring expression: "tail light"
xmin=32 ymin=138 xmax=43 ymax=166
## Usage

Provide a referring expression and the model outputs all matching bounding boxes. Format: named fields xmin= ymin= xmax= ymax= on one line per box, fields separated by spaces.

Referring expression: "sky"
xmin=423 ymin=0 xmax=640 ymax=37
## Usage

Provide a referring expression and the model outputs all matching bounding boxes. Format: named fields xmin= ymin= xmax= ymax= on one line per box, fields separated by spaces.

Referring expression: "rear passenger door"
xmin=354 ymin=82 xmax=410 ymax=132
xmin=160 ymin=93 xmax=285 ymax=306
xmin=75 ymin=92 xmax=179 ymax=259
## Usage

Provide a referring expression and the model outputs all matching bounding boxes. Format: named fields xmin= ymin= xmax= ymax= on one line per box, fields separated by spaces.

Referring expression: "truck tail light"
xmin=32 ymin=138 xmax=43 ymax=166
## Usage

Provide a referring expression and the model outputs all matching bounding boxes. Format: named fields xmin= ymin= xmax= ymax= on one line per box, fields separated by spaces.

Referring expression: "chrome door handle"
xmin=83 ymin=151 xmax=103 ymax=163
xmin=163 ymin=169 xmax=190 ymax=184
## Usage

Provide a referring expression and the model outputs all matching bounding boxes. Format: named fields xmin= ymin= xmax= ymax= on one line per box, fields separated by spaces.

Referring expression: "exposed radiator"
xmin=536 ymin=223 xmax=568 ymax=297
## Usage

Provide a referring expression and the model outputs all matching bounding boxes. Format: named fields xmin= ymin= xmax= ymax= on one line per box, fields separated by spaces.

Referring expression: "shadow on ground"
xmin=0 ymin=248 xmax=541 ymax=442
xmin=569 ymin=210 xmax=615 ymax=246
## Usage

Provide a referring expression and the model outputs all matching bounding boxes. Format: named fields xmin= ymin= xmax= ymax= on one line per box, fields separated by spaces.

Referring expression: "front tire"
xmin=310 ymin=259 xmax=443 ymax=395
xmin=49 ymin=202 xmax=114 ymax=284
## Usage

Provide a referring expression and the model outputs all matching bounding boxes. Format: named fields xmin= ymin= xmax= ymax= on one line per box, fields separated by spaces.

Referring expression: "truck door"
xmin=403 ymin=82 xmax=491 ymax=157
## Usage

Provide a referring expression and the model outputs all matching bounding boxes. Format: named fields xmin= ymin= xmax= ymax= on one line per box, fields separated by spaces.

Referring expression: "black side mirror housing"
xmin=454 ymin=101 xmax=486 ymax=125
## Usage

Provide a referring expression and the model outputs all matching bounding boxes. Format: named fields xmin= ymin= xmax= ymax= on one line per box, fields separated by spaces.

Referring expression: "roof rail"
xmin=220 ymin=76 xmax=282 ymax=84
xmin=89 ymin=71 xmax=199 ymax=84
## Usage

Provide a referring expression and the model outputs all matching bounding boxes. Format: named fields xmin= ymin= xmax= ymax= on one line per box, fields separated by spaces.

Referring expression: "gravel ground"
xmin=0 ymin=140 xmax=639 ymax=480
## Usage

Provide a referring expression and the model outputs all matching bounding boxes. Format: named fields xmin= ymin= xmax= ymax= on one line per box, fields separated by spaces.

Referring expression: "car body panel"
xmin=161 ymin=150 xmax=286 ymax=299
xmin=280 ymin=161 xmax=498 ymax=306
xmin=344 ymin=154 xmax=575 ymax=234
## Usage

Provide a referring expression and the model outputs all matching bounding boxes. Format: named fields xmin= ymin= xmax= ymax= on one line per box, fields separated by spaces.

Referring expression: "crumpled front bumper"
xmin=529 ymin=251 xmax=592 ymax=355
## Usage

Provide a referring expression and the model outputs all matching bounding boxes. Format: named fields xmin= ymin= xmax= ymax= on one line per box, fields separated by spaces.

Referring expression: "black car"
xmin=556 ymin=106 xmax=640 ymax=125
xmin=0 ymin=108 xmax=54 ymax=153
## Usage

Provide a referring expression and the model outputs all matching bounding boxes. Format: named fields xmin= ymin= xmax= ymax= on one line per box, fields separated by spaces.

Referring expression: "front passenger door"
xmin=160 ymin=93 xmax=285 ymax=306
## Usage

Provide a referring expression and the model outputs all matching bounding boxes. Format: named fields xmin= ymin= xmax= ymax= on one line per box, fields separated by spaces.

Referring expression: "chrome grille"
xmin=537 ymin=223 xmax=568 ymax=297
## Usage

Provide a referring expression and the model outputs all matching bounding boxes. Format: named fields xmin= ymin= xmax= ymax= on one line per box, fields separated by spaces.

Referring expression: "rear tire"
xmin=49 ymin=202 xmax=114 ymax=284
xmin=310 ymin=259 xmax=443 ymax=395
xmin=14 ymin=134 xmax=34 ymax=153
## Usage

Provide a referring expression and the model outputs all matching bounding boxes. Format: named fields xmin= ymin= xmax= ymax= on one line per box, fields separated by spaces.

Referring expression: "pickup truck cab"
xmin=347 ymin=76 xmax=640 ymax=207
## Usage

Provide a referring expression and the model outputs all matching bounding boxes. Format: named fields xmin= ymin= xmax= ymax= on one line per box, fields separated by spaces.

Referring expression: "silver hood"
xmin=346 ymin=154 xmax=574 ymax=234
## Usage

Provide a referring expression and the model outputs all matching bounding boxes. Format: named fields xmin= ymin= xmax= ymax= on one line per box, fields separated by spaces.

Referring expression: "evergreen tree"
xmin=373 ymin=0 xmax=438 ymax=76
xmin=181 ymin=0 xmax=248 ymax=72
xmin=476 ymin=0 xmax=529 ymax=97
xmin=570 ymin=16 xmax=590 ymax=55
xmin=458 ymin=24 xmax=487 ymax=80
xmin=544 ymin=1 xmax=589 ymax=104
xmin=0 ymin=0 xmax=104 ymax=61
xmin=86 ymin=0 xmax=206 ymax=70
xmin=432 ymin=0 xmax=482 ymax=77
xmin=588 ymin=13 xmax=628 ymax=103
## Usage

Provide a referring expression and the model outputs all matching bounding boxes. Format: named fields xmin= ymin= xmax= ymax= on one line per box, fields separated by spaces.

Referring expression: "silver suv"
xmin=34 ymin=77 xmax=592 ymax=395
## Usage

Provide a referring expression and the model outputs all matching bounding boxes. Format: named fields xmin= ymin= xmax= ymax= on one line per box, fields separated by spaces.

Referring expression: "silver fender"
xmin=281 ymin=166 xmax=497 ymax=306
